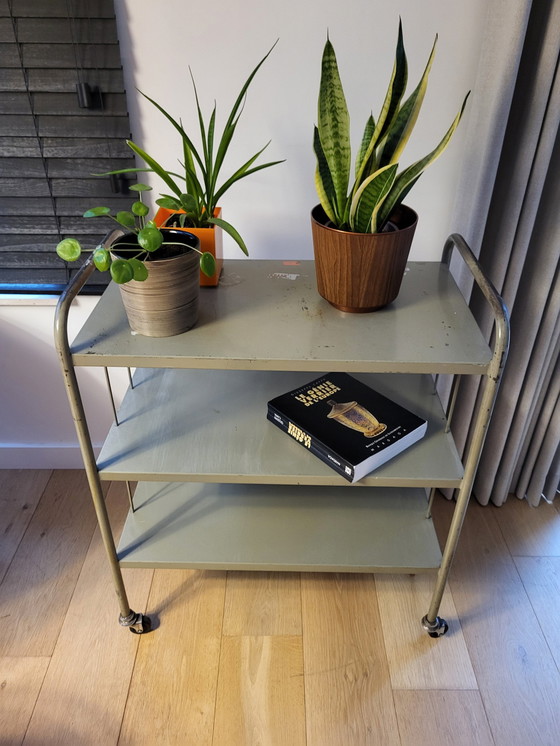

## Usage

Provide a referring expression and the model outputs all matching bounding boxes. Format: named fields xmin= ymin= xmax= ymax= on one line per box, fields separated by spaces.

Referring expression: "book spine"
xmin=267 ymin=405 xmax=355 ymax=482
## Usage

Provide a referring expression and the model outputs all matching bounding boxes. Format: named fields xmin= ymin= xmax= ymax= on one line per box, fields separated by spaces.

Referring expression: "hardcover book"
xmin=267 ymin=372 xmax=427 ymax=483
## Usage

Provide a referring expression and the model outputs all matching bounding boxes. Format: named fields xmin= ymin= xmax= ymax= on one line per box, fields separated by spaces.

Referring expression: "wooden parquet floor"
xmin=1 ymin=470 xmax=560 ymax=745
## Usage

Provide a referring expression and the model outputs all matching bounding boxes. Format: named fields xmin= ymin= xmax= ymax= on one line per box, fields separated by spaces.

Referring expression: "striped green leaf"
xmin=377 ymin=35 xmax=437 ymax=169
xmin=355 ymin=115 xmax=375 ymax=178
xmin=349 ymin=163 xmax=398 ymax=233
xmin=317 ymin=38 xmax=351 ymax=219
xmin=313 ymin=125 xmax=338 ymax=224
xmin=377 ymin=91 xmax=470 ymax=228
xmin=353 ymin=20 xmax=407 ymax=188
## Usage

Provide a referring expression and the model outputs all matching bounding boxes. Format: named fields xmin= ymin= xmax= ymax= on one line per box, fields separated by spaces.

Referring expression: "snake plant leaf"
xmin=207 ymin=215 xmax=249 ymax=256
xmin=349 ymin=163 xmax=398 ymax=233
xmin=56 ymin=238 xmax=81 ymax=261
xmin=128 ymin=257 xmax=148 ymax=281
xmin=373 ymin=19 xmax=408 ymax=147
xmin=313 ymin=126 xmax=338 ymax=224
xmin=377 ymin=91 xmax=470 ymax=228
xmin=317 ymin=38 xmax=351 ymax=219
xmin=377 ymin=34 xmax=437 ymax=169
xmin=355 ymin=115 xmax=375 ymax=178
xmin=127 ymin=140 xmax=183 ymax=198
xmin=354 ymin=20 xmax=408 ymax=188
xmin=199 ymin=251 xmax=217 ymax=278
xmin=83 ymin=206 xmax=111 ymax=218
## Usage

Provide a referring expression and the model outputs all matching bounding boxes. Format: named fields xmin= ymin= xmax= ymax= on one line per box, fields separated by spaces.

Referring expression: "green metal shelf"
xmin=117 ymin=482 xmax=442 ymax=573
xmin=71 ymin=261 xmax=492 ymax=374
xmin=98 ymin=369 xmax=463 ymax=487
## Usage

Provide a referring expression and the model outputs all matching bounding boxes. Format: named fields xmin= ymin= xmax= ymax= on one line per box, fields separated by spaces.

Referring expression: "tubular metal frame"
xmin=54 ymin=231 xmax=148 ymax=634
xmin=421 ymin=234 xmax=510 ymax=636
xmin=54 ymin=233 xmax=509 ymax=637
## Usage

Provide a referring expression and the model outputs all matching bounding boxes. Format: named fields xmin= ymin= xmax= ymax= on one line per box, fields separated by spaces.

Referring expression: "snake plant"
xmin=314 ymin=20 xmax=470 ymax=234
xmin=101 ymin=42 xmax=283 ymax=256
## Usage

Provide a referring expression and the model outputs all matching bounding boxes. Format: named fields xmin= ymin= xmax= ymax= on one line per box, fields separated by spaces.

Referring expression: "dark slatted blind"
xmin=0 ymin=0 xmax=136 ymax=293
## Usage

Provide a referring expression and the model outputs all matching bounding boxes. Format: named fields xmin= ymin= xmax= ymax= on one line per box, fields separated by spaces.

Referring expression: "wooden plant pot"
xmin=310 ymin=204 xmax=418 ymax=312
xmin=154 ymin=206 xmax=224 ymax=287
xmin=111 ymin=229 xmax=200 ymax=337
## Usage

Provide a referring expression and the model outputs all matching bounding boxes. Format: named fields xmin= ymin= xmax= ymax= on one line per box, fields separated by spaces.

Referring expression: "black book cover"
xmin=267 ymin=372 xmax=427 ymax=482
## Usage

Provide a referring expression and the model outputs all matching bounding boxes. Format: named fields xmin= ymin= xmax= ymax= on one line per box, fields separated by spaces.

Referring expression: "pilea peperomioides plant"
xmin=56 ymin=184 xmax=216 ymax=284
xmin=314 ymin=20 xmax=470 ymax=234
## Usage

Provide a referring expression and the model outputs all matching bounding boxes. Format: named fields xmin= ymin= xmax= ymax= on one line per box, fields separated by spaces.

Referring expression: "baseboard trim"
xmin=0 ymin=445 xmax=101 ymax=469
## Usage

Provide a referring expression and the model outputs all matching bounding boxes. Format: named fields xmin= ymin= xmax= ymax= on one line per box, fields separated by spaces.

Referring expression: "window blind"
xmin=0 ymin=0 xmax=136 ymax=293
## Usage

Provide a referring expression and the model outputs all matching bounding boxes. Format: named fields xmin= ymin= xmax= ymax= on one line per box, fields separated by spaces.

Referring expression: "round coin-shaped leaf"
xmin=56 ymin=238 xmax=82 ymax=261
xmin=132 ymin=200 xmax=149 ymax=217
xmin=93 ymin=247 xmax=111 ymax=271
xmin=129 ymin=257 xmax=148 ymax=281
xmin=137 ymin=226 xmax=163 ymax=252
xmin=83 ymin=206 xmax=111 ymax=218
xmin=200 ymin=251 xmax=216 ymax=278
xmin=116 ymin=211 xmax=136 ymax=229
xmin=110 ymin=259 xmax=134 ymax=284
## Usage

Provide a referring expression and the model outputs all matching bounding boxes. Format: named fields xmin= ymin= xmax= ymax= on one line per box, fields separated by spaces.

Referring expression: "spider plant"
xmin=314 ymin=20 xmax=470 ymax=233
xmin=103 ymin=42 xmax=283 ymax=256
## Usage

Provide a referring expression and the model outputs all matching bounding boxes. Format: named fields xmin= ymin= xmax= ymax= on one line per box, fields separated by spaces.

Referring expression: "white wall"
xmin=114 ymin=0 xmax=488 ymax=261
xmin=0 ymin=297 xmax=129 ymax=468
xmin=1 ymin=0 xmax=493 ymax=467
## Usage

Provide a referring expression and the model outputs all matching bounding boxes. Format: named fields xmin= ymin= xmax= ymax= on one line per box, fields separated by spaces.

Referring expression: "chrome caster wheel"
xmin=119 ymin=610 xmax=152 ymax=634
xmin=421 ymin=614 xmax=449 ymax=638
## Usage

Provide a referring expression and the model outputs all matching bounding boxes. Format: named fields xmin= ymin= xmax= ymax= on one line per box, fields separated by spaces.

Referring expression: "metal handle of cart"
xmin=421 ymin=234 xmax=510 ymax=637
xmin=53 ymin=230 xmax=149 ymax=634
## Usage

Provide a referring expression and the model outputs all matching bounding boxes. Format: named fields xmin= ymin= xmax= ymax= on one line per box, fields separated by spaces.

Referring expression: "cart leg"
xmin=55 ymin=305 xmax=151 ymax=632
xmin=422 ymin=367 xmax=504 ymax=637
xmin=83 ymin=454 xmax=152 ymax=634
xmin=422 ymin=234 xmax=510 ymax=638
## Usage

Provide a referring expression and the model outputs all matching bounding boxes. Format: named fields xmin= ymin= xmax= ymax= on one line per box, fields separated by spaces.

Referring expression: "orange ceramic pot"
xmin=154 ymin=206 xmax=224 ymax=287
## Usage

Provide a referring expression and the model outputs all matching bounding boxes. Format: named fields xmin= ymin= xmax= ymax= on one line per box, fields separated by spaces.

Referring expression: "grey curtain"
xmin=449 ymin=0 xmax=560 ymax=506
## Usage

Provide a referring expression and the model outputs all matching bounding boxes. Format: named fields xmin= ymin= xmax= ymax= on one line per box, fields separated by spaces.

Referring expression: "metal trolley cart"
xmin=54 ymin=234 xmax=509 ymax=636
